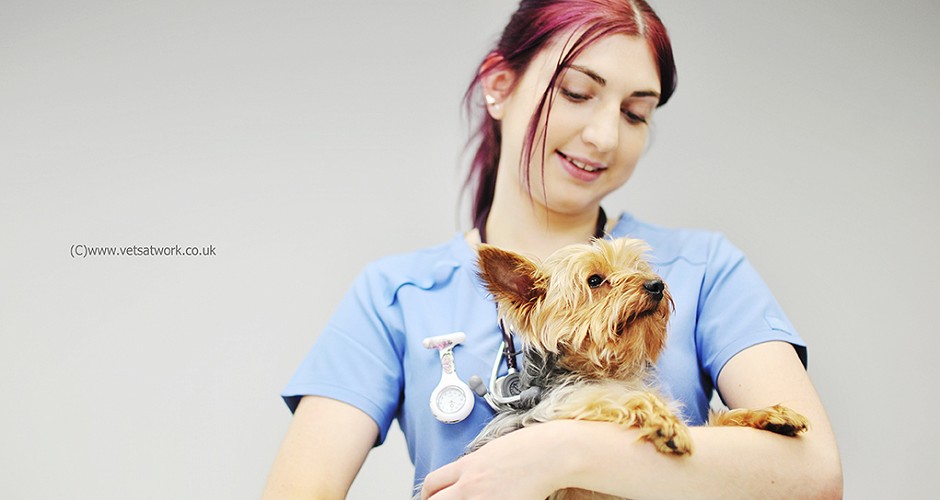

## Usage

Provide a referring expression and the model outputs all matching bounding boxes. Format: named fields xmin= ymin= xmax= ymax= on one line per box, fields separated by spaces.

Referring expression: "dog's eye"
xmin=587 ymin=274 xmax=605 ymax=288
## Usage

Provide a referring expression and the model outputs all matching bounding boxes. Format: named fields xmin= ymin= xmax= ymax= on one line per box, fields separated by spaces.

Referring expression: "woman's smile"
xmin=556 ymin=151 xmax=607 ymax=182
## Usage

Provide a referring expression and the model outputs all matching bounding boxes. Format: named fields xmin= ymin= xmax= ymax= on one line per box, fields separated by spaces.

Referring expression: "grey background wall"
xmin=1 ymin=1 xmax=937 ymax=498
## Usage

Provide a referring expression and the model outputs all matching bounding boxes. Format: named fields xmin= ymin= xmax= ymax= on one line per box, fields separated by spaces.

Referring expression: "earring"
xmin=485 ymin=94 xmax=502 ymax=113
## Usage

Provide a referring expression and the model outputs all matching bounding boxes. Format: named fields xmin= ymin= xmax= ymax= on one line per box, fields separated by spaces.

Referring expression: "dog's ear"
xmin=476 ymin=245 xmax=545 ymax=308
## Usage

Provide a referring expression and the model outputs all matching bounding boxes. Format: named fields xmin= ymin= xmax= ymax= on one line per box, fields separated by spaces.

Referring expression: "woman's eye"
xmin=587 ymin=274 xmax=605 ymax=288
xmin=561 ymin=88 xmax=589 ymax=102
xmin=623 ymin=110 xmax=648 ymax=124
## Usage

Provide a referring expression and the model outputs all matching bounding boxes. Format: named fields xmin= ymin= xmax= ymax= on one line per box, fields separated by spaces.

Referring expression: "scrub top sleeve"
xmin=282 ymin=264 xmax=405 ymax=445
xmin=695 ymin=234 xmax=807 ymax=391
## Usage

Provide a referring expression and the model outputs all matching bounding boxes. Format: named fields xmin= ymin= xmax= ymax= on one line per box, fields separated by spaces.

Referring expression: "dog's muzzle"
xmin=644 ymin=279 xmax=665 ymax=301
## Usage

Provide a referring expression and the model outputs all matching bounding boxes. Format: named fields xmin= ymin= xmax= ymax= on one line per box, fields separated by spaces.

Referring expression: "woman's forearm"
xmin=554 ymin=418 xmax=842 ymax=499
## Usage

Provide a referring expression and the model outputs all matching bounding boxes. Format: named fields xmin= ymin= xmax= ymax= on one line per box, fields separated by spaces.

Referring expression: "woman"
xmin=264 ymin=1 xmax=843 ymax=498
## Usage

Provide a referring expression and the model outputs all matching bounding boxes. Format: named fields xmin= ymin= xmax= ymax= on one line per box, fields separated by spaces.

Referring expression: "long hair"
xmin=463 ymin=0 xmax=677 ymax=231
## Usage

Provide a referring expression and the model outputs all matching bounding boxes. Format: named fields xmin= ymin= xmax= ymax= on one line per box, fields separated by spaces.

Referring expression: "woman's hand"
xmin=420 ymin=420 xmax=578 ymax=500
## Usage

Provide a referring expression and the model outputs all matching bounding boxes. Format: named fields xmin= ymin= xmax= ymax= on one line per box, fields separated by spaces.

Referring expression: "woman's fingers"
xmin=420 ymin=461 xmax=460 ymax=499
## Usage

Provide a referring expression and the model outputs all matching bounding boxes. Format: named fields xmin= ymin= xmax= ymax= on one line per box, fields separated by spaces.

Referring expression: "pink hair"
xmin=463 ymin=0 xmax=677 ymax=231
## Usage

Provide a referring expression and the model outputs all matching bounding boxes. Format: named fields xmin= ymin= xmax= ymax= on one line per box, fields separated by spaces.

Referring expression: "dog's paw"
xmin=753 ymin=405 xmax=809 ymax=436
xmin=647 ymin=416 xmax=693 ymax=456
xmin=710 ymin=404 xmax=809 ymax=437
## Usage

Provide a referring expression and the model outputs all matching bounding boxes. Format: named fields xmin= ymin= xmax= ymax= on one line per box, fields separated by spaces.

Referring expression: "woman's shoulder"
xmin=357 ymin=233 xmax=475 ymax=306
xmin=610 ymin=212 xmax=739 ymax=266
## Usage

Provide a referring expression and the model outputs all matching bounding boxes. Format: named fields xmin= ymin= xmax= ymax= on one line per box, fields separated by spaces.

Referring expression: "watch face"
xmin=436 ymin=385 xmax=467 ymax=414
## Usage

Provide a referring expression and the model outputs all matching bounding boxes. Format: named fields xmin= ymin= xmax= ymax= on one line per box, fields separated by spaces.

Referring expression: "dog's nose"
xmin=644 ymin=279 xmax=664 ymax=300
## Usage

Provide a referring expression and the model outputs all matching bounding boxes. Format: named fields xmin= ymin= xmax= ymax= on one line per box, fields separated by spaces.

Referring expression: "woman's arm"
xmin=422 ymin=341 xmax=842 ymax=499
xmin=263 ymin=396 xmax=378 ymax=500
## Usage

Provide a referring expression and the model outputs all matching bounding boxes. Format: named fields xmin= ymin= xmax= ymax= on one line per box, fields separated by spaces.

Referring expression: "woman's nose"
xmin=581 ymin=105 xmax=620 ymax=153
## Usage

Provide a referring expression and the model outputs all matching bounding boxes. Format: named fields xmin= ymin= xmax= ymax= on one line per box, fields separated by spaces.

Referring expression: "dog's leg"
xmin=548 ymin=387 xmax=693 ymax=455
xmin=709 ymin=404 xmax=809 ymax=437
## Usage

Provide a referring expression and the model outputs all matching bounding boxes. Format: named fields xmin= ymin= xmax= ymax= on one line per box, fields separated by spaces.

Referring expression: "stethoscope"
xmin=422 ymin=319 xmax=523 ymax=424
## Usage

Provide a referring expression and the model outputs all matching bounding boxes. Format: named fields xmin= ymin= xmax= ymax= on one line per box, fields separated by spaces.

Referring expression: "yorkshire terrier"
xmin=470 ymin=238 xmax=808 ymax=500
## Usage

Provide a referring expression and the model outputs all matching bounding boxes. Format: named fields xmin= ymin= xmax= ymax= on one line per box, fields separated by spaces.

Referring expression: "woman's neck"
xmin=479 ymin=186 xmax=604 ymax=262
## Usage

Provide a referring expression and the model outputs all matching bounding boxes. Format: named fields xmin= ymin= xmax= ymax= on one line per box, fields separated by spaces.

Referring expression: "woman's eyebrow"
xmin=567 ymin=64 xmax=661 ymax=99
xmin=569 ymin=64 xmax=607 ymax=85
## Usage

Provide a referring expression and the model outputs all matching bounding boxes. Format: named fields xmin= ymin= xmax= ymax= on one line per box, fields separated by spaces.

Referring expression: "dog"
xmin=469 ymin=237 xmax=808 ymax=500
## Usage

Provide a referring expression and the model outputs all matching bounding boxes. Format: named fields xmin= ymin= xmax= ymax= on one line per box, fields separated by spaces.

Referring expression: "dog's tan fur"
xmin=471 ymin=238 xmax=808 ymax=500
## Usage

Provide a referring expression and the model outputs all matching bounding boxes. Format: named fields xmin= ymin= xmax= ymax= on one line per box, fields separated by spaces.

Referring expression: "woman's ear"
xmin=480 ymin=53 xmax=516 ymax=121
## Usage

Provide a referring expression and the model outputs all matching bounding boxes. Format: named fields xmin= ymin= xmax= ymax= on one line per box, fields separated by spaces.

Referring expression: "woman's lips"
xmin=557 ymin=151 xmax=606 ymax=182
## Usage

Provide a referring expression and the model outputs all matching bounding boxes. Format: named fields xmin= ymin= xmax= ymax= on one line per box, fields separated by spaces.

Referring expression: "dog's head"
xmin=477 ymin=238 xmax=672 ymax=380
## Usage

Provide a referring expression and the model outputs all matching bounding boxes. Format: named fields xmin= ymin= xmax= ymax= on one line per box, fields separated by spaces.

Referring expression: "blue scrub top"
xmin=282 ymin=212 xmax=806 ymax=487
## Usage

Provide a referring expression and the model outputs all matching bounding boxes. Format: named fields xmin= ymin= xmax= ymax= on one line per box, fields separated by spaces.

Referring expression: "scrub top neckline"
xmin=452 ymin=211 xmax=636 ymax=263
xmin=451 ymin=211 xmax=636 ymax=299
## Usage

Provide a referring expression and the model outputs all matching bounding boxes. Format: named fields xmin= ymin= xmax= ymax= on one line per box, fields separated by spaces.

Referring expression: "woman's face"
xmin=493 ymin=33 xmax=662 ymax=216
